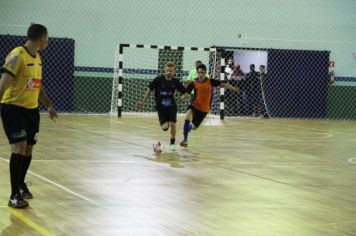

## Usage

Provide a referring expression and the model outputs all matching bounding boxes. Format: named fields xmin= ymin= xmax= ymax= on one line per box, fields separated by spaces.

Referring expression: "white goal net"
xmin=111 ymin=44 xmax=221 ymax=117
xmin=111 ymin=43 xmax=355 ymax=120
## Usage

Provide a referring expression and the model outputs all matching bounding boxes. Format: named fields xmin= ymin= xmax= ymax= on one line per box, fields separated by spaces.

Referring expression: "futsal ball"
xmin=153 ymin=141 xmax=164 ymax=154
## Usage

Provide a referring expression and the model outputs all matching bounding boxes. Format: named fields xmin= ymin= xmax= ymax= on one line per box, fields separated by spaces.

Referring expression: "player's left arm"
xmin=0 ymin=73 xmax=13 ymax=101
xmin=179 ymin=81 xmax=194 ymax=102
xmin=177 ymin=79 xmax=187 ymax=94
xmin=179 ymin=92 xmax=191 ymax=103
xmin=211 ymin=79 xmax=240 ymax=93
xmin=221 ymin=82 xmax=240 ymax=93
xmin=177 ymin=79 xmax=190 ymax=102
xmin=39 ymin=87 xmax=58 ymax=121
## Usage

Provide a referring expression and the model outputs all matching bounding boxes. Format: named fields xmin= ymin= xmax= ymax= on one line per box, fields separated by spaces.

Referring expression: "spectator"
xmin=245 ymin=64 xmax=261 ymax=116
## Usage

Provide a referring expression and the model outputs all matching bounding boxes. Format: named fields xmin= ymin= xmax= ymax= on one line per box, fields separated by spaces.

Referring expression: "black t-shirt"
xmin=245 ymin=71 xmax=260 ymax=92
xmin=148 ymin=75 xmax=186 ymax=109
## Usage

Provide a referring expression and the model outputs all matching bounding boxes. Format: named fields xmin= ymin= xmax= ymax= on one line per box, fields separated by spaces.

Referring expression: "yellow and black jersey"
xmin=1 ymin=46 xmax=42 ymax=109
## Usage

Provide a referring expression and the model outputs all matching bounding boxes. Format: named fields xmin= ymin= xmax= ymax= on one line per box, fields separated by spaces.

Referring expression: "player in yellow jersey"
xmin=0 ymin=24 xmax=58 ymax=208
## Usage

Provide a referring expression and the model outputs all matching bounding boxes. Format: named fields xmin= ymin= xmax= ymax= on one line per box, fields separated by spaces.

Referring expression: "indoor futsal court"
xmin=1 ymin=0 xmax=356 ymax=235
xmin=1 ymin=114 xmax=356 ymax=235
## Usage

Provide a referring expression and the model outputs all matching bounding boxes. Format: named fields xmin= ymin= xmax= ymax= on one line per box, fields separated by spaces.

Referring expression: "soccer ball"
xmin=153 ymin=141 xmax=164 ymax=154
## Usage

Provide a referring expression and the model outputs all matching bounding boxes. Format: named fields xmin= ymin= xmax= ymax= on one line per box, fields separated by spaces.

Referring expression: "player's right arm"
xmin=179 ymin=81 xmax=194 ymax=102
xmin=221 ymin=82 xmax=240 ymax=93
xmin=0 ymin=49 xmax=22 ymax=101
xmin=137 ymin=87 xmax=151 ymax=107
xmin=0 ymin=73 xmax=13 ymax=101
xmin=137 ymin=77 xmax=157 ymax=107
xmin=179 ymin=92 xmax=191 ymax=102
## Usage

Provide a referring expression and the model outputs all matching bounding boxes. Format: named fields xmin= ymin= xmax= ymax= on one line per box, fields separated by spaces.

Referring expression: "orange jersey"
xmin=187 ymin=77 xmax=221 ymax=113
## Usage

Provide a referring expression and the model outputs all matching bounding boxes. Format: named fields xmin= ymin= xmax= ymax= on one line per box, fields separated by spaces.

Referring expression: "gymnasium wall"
xmin=0 ymin=0 xmax=355 ymax=76
xmin=1 ymin=0 xmax=356 ymax=118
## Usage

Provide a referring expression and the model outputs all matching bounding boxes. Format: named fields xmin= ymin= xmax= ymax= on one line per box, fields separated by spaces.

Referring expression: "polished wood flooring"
xmin=1 ymin=114 xmax=356 ymax=236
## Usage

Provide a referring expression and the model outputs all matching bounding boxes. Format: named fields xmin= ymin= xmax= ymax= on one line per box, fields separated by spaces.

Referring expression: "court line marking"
xmin=5 ymin=205 xmax=54 ymax=236
xmin=13 ymin=118 xmax=285 ymax=188
xmin=52 ymin=119 xmax=335 ymax=144
xmin=233 ymin=136 xmax=333 ymax=141
xmin=0 ymin=157 xmax=102 ymax=207
xmin=45 ymin=113 xmax=154 ymax=130
xmin=45 ymin=114 xmax=356 ymax=138
xmin=38 ymin=118 xmax=330 ymax=188
xmin=250 ymin=119 xmax=356 ymax=135
xmin=32 ymin=160 xmax=137 ymax=163
xmin=41 ymin=115 xmax=338 ymax=148
xmin=38 ymin=116 xmax=350 ymax=188
xmin=30 ymin=160 xmax=324 ymax=165
xmin=51 ymin=123 xmax=151 ymax=149
xmin=347 ymin=157 xmax=356 ymax=165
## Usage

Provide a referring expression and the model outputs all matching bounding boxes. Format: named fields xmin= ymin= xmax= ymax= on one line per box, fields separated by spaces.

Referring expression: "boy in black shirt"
xmin=137 ymin=62 xmax=186 ymax=151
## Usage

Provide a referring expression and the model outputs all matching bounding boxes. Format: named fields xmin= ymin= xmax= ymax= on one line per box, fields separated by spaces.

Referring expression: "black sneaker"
xmin=20 ymin=182 xmax=33 ymax=199
xmin=180 ymin=140 xmax=188 ymax=147
xmin=8 ymin=194 xmax=29 ymax=209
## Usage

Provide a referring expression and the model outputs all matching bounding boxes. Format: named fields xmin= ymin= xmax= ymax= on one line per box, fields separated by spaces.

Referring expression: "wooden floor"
xmin=1 ymin=114 xmax=356 ymax=236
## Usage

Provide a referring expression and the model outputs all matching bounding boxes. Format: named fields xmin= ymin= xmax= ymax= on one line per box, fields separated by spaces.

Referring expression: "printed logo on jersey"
xmin=160 ymin=90 xmax=174 ymax=96
xmin=161 ymin=98 xmax=173 ymax=107
xmin=26 ymin=78 xmax=41 ymax=90
xmin=5 ymin=55 xmax=19 ymax=70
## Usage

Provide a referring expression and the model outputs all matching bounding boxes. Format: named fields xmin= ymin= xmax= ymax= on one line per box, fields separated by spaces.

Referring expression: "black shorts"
xmin=1 ymin=104 xmax=40 ymax=145
xmin=157 ymin=106 xmax=177 ymax=125
xmin=188 ymin=105 xmax=208 ymax=128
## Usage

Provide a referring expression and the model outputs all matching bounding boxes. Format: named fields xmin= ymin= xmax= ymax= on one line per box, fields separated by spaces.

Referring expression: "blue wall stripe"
xmin=74 ymin=66 xmax=190 ymax=76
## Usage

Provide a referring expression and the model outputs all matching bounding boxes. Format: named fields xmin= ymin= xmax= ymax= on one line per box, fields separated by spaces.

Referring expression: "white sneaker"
xmin=170 ymin=144 xmax=176 ymax=151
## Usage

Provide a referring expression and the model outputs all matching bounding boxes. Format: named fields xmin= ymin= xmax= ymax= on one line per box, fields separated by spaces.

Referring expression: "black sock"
xmin=9 ymin=153 xmax=24 ymax=197
xmin=170 ymin=139 xmax=175 ymax=145
xmin=21 ymin=155 xmax=32 ymax=187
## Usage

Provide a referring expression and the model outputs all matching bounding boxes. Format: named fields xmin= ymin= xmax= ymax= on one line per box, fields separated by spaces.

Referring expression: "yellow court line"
xmin=0 ymin=201 xmax=54 ymax=236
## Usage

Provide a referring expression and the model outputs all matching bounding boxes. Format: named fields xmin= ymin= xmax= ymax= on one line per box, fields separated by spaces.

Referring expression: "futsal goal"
xmin=111 ymin=44 xmax=228 ymax=118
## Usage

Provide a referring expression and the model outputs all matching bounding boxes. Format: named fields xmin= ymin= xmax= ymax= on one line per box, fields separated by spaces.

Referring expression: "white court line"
xmin=45 ymin=115 xmax=335 ymax=140
xmin=0 ymin=157 xmax=102 ymax=207
xmin=347 ymin=157 xmax=356 ymax=165
xmin=113 ymin=121 xmax=154 ymax=130
xmin=39 ymin=112 xmax=150 ymax=130
xmin=32 ymin=160 xmax=137 ymax=163
xmin=203 ymin=136 xmax=334 ymax=142
xmin=250 ymin=119 xmax=356 ymax=135
xmin=52 ymin=116 xmax=154 ymax=131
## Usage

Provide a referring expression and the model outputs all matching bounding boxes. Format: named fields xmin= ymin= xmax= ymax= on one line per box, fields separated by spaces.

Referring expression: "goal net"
xmin=213 ymin=46 xmax=336 ymax=119
xmin=111 ymin=43 xmax=356 ymax=120
xmin=111 ymin=44 xmax=222 ymax=117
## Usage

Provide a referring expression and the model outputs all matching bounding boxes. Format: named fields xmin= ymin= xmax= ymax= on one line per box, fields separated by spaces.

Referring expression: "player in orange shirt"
xmin=179 ymin=63 xmax=239 ymax=147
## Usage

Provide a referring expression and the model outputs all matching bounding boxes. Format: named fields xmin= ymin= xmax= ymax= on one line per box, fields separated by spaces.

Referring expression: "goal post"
xmin=111 ymin=44 xmax=227 ymax=119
